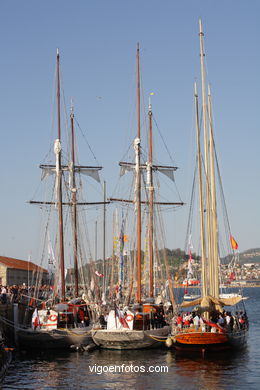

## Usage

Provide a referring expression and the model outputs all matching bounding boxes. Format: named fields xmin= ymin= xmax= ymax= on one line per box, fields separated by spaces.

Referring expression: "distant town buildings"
xmin=221 ymin=262 xmax=260 ymax=283
xmin=179 ymin=254 xmax=260 ymax=286
xmin=0 ymin=256 xmax=48 ymax=286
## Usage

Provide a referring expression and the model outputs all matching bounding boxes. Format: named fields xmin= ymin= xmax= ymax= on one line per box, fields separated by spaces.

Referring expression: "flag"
xmin=115 ymin=305 xmax=129 ymax=329
xmin=230 ymin=235 xmax=238 ymax=250
xmin=32 ymin=308 xmax=40 ymax=330
xmin=202 ymin=318 xmax=225 ymax=333
xmin=95 ymin=270 xmax=104 ymax=277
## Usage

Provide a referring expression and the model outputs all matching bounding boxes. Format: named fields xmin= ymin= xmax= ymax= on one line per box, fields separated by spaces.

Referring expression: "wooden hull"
xmin=91 ymin=326 xmax=169 ymax=350
xmin=171 ymin=328 xmax=248 ymax=352
xmin=17 ymin=326 xmax=92 ymax=350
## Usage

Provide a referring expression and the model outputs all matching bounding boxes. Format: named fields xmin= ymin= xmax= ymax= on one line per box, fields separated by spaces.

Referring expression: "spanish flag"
xmin=230 ymin=235 xmax=238 ymax=250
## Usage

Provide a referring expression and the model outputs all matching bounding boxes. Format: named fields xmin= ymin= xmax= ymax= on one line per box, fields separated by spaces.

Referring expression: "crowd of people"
xmin=0 ymin=285 xmax=249 ymax=335
xmin=0 ymin=284 xmax=53 ymax=305
xmin=173 ymin=309 xmax=249 ymax=332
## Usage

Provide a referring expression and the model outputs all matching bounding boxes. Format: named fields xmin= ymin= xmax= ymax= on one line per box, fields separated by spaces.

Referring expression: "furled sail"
xmin=119 ymin=161 xmax=177 ymax=181
xmin=40 ymin=164 xmax=102 ymax=182
xmin=180 ymin=295 xmax=242 ymax=309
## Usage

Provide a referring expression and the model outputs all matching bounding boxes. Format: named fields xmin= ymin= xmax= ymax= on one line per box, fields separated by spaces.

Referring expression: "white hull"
xmin=183 ymin=294 xmax=200 ymax=301
xmin=91 ymin=326 xmax=170 ymax=350
xmin=183 ymin=293 xmax=248 ymax=301
xmin=219 ymin=293 xmax=248 ymax=300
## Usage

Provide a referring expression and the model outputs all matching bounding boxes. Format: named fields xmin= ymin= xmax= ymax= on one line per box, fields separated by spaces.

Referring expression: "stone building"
xmin=0 ymin=256 xmax=48 ymax=286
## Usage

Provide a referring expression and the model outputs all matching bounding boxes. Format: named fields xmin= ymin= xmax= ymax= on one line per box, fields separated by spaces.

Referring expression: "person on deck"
xmin=177 ymin=314 xmax=183 ymax=329
xmin=193 ymin=313 xmax=200 ymax=331
xmin=0 ymin=286 xmax=7 ymax=304
xmin=183 ymin=313 xmax=191 ymax=327
xmin=217 ymin=314 xmax=225 ymax=327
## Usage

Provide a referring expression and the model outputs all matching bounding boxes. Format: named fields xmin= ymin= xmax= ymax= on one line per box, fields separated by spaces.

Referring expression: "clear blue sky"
xmin=0 ymin=0 xmax=259 ymax=263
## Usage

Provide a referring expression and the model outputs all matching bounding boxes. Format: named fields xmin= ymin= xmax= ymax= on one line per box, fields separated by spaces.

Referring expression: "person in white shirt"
xmin=193 ymin=314 xmax=200 ymax=331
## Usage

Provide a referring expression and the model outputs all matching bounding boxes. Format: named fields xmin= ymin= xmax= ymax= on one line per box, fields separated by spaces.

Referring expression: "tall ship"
xmin=15 ymin=50 xmax=104 ymax=350
xmin=91 ymin=45 xmax=183 ymax=350
xmin=170 ymin=20 xmax=249 ymax=352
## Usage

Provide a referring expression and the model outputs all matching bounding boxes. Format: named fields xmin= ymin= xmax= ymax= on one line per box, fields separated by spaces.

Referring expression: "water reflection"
xmin=2 ymin=288 xmax=260 ymax=390
xmin=170 ymin=348 xmax=250 ymax=390
xmin=1 ymin=345 xmax=255 ymax=390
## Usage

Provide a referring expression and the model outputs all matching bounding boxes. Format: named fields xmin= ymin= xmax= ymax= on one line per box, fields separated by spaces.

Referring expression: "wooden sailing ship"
xmin=170 ymin=20 xmax=249 ymax=352
xmin=91 ymin=45 xmax=183 ymax=350
xmin=16 ymin=50 xmax=104 ymax=350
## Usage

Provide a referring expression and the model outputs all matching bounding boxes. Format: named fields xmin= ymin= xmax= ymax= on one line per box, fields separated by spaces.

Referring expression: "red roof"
xmin=0 ymin=256 xmax=48 ymax=273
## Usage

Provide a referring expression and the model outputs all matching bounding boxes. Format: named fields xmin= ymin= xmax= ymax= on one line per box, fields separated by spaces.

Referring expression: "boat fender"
xmin=49 ymin=314 xmax=58 ymax=322
xmin=84 ymin=343 xmax=97 ymax=352
xmin=126 ymin=314 xmax=134 ymax=322
xmin=165 ymin=337 xmax=173 ymax=348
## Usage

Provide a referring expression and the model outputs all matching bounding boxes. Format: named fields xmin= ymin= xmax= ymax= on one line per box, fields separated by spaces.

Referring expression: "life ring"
xmin=49 ymin=314 xmax=58 ymax=322
xmin=126 ymin=314 xmax=134 ymax=322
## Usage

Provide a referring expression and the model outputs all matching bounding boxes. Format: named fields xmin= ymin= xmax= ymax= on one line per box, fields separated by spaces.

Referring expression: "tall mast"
xmin=103 ymin=180 xmax=106 ymax=297
xmin=70 ymin=102 xmax=79 ymax=297
xmin=56 ymin=49 xmax=66 ymax=301
xmin=109 ymin=210 xmax=116 ymax=298
xmin=136 ymin=43 xmax=142 ymax=303
xmin=199 ymin=19 xmax=212 ymax=295
xmin=194 ymin=81 xmax=207 ymax=297
xmin=148 ymin=96 xmax=154 ymax=298
xmin=208 ymin=85 xmax=219 ymax=297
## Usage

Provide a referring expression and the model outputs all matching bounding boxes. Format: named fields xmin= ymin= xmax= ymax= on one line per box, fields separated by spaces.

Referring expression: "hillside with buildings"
xmin=239 ymin=248 xmax=260 ymax=264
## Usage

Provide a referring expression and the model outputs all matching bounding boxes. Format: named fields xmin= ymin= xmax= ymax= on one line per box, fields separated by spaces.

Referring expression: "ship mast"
xmin=103 ymin=181 xmax=107 ymax=298
xmin=208 ymin=85 xmax=219 ymax=298
xmin=109 ymin=210 xmax=116 ymax=298
xmin=194 ymin=81 xmax=207 ymax=298
xmin=70 ymin=102 xmax=79 ymax=297
xmin=136 ymin=43 xmax=142 ymax=303
xmin=199 ymin=19 xmax=213 ymax=297
xmin=56 ymin=49 xmax=66 ymax=302
xmin=148 ymin=96 xmax=154 ymax=298
xmin=30 ymin=52 xmax=105 ymax=303
xmin=108 ymin=45 xmax=183 ymax=303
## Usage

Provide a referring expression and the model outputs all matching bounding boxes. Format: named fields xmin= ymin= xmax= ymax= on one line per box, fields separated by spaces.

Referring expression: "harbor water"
xmin=1 ymin=287 xmax=260 ymax=390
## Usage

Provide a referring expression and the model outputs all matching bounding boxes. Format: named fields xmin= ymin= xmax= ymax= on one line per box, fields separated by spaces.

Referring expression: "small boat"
xmin=182 ymin=279 xmax=200 ymax=287
xmin=183 ymin=293 xmax=200 ymax=301
xmin=182 ymin=250 xmax=200 ymax=301
xmin=169 ymin=20 xmax=249 ymax=352
xmin=219 ymin=293 xmax=248 ymax=300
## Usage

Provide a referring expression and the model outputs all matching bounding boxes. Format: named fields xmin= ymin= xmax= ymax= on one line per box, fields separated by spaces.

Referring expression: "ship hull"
xmin=171 ymin=328 xmax=248 ymax=352
xmin=17 ymin=326 xmax=92 ymax=350
xmin=91 ymin=326 xmax=169 ymax=350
